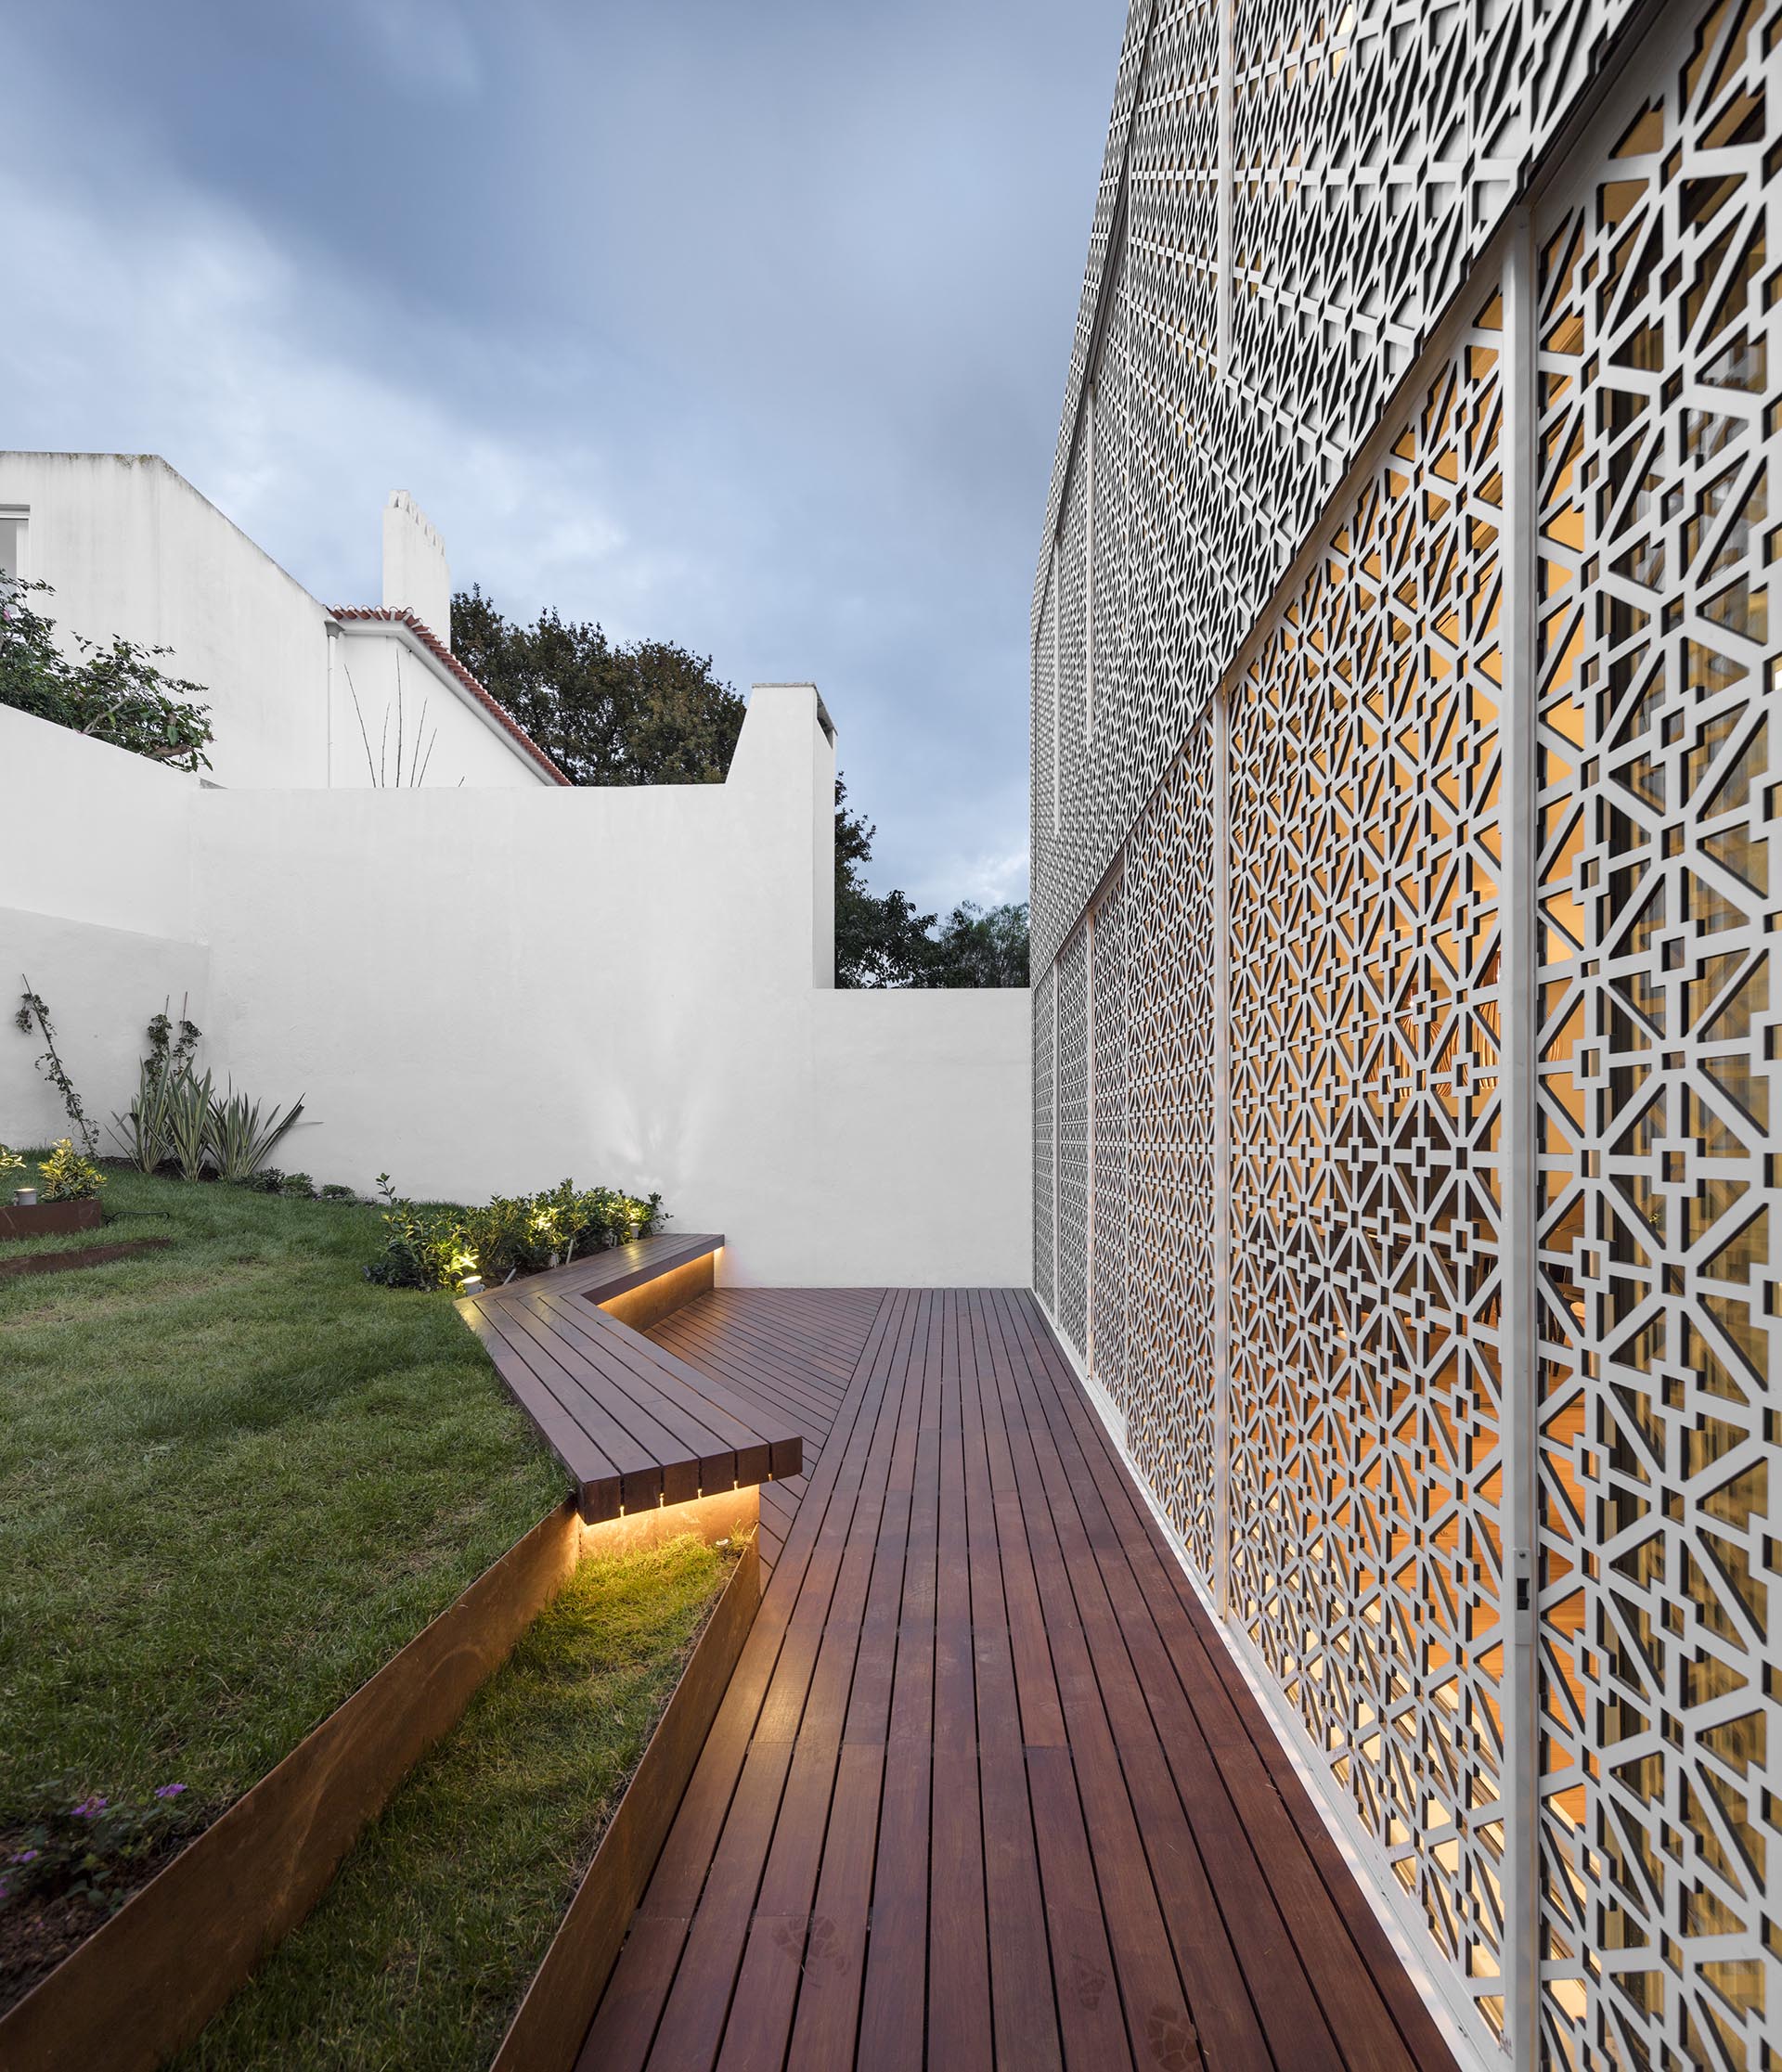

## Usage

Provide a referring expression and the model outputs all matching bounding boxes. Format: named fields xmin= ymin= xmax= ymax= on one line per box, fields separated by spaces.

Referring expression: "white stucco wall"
xmin=0 ymin=452 xmax=331 ymax=791
xmin=0 ymin=690 xmax=1030 ymax=1286
xmin=0 ymin=452 xmax=550 ymax=792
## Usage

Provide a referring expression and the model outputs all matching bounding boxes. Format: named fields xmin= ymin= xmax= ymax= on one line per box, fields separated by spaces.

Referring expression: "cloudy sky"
xmin=5 ymin=1 xmax=1119 ymax=911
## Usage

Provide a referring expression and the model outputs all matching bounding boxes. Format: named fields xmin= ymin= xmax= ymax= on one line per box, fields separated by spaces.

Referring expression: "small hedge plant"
xmin=366 ymin=1176 xmax=665 ymax=1293
xmin=35 ymin=1139 xmax=107 ymax=1203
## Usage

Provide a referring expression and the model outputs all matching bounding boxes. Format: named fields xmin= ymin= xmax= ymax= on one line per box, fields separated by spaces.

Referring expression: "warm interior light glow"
xmin=578 ymin=1484 xmax=757 ymax=1560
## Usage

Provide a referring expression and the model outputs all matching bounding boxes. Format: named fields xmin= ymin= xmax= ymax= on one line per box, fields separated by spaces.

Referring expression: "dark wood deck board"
xmin=567 ymin=1287 xmax=1460 ymax=2072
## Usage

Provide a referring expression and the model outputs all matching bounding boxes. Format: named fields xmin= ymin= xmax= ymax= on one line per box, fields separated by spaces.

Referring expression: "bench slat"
xmin=531 ymin=1293 xmax=773 ymax=1463
xmin=497 ymin=1297 xmax=711 ymax=1471
xmin=544 ymin=1231 xmax=723 ymax=1305
xmin=463 ymin=1296 xmax=664 ymax=1519
xmin=456 ymin=1233 xmax=803 ymax=1525
xmin=588 ymin=1318 xmax=805 ymax=1484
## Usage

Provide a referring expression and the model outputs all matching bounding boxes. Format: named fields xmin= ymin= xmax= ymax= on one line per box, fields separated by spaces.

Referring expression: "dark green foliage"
xmin=924 ymin=900 xmax=1030 ymax=987
xmin=1 ymin=580 xmax=213 ymax=771
xmin=451 ymin=586 xmax=745 ymax=786
xmin=833 ymin=786 xmax=1028 ymax=989
xmin=230 ymin=1169 xmax=287 ymax=1195
xmin=365 ymin=1176 xmax=664 ymax=1293
xmin=834 ymin=777 xmax=940 ymax=987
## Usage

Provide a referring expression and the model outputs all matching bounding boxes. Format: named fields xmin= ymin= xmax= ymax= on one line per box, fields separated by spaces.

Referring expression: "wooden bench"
xmin=457 ymin=1232 xmax=804 ymax=1524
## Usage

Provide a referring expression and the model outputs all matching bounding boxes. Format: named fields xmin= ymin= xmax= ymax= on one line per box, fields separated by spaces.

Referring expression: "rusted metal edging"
xmin=0 ymin=1485 xmax=755 ymax=2072
xmin=0 ymin=1499 xmax=583 ymax=2071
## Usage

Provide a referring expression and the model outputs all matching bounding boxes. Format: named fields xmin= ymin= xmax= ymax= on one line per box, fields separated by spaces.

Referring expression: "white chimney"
xmin=381 ymin=491 xmax=452 ymax=648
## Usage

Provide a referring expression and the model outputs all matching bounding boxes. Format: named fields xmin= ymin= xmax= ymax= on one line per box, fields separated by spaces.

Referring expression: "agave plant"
xmin=164 ymin=1067 xmax=216 ymax=1182
xmin=209 ymin=1083 xmax=305 ymax=1184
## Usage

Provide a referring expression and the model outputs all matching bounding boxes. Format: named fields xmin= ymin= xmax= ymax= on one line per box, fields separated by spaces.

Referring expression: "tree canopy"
xmin=451 ymin=586 xmax=746 ymax=786
xmin=833 ymin=777 xmax=947 ymax=987
xmin=833 ymin=779 xmax=1028 ymax=986
xmin=926 ymin=898 xmax=1030 ymax=988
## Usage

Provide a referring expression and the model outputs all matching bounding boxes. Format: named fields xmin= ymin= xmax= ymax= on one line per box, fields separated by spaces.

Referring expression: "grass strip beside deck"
xmin=177 ymin=1534 xmax=732 ymax=2072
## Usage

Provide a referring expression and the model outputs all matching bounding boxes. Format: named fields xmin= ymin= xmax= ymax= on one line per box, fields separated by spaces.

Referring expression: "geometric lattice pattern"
xmin=1031 ymin=0 xmax=1639 ymax=977
xmin=1055 ymin=925 xmax=1091 ymax=1363
xmin=1032 ymin=0 xmax=1780 ymax=2061
xmin=1090 ymin=866 xmax=1128 ymax=1408
xmin=1532 ymin=6 xmax=1782 ymax=2064
xmin=1227 ymin=298 xmax=1515 ymax=2040
xmin=1124 ymin=715 xmax=1220 ymax=1579
xmin=1034 ymin=965 xmax=1054 ymax=1310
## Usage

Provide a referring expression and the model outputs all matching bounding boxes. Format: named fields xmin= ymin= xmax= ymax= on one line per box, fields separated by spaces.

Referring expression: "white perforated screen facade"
xmin=1030 ymin=2 xmax=1780 ymax=2066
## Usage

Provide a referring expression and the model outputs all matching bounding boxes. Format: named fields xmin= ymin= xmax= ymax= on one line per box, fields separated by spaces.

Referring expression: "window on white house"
xmin=0 ymin=511 xmax=26 ymax=584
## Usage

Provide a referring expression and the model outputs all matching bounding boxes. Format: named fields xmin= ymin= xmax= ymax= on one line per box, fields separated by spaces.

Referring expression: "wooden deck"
xmin=578 ymin=1285 xmax=1459 ymax=2072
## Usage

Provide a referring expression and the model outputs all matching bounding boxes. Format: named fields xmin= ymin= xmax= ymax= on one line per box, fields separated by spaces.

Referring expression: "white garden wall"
xmin=0 ymin=689 xmax=1030 ymax=1286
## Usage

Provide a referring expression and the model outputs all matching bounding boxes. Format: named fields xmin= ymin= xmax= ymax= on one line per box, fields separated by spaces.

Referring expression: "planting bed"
xmin=0 ymin=1198 xmax=103 ymax=1239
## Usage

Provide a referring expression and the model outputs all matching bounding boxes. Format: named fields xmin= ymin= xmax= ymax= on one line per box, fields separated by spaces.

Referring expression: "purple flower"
xmin=70 ymin=1795 xmax=108 ymax=1818
xmin=154 ymin=1783 xmax=187 ymax=1800
xmin=8 ymin=1848 xmax=39 ymax=1864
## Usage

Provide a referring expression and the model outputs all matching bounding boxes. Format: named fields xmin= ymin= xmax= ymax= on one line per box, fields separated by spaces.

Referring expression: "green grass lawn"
xmin=0 ymin=1162 xmax=566 ymax=1821
xmin=178 ymin=1533 xmax=733 ymax=2072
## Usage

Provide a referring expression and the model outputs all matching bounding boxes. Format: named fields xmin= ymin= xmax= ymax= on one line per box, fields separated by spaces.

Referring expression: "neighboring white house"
xmin=0 ymin=454 xmax=563 ymax=790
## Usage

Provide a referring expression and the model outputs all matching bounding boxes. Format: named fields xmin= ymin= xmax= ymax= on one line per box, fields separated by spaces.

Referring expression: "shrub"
xmin=278 ymin=1172 xmax=316 ymax=1198
xmin=0 ymin=1145 xmax=24 ymax=1184
xmin=114 ymin=1027 xmax=304 ymax=1185
xmin=228 ymin=1168 xmax=285 ymax=1193
xmin=364 ymin=1175 xmax=664 ymax=1293
xmin=362 ymin=1182 xmax=478 ymax=1292
xmin=164 ymin=1068 xmax=214 ymax=1183
xmin=318 ymin=1183 xmax=357 ymax=1203
xmin=1 ymin=577 xmax=214 ymax=772
xmin=36 ymin=1139 xmax=107 ymax=1203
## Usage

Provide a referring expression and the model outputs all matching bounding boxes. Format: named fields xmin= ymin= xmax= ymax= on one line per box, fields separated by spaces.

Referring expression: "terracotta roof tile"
xmin=330 ymin=607 xmax=569 ymax=785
